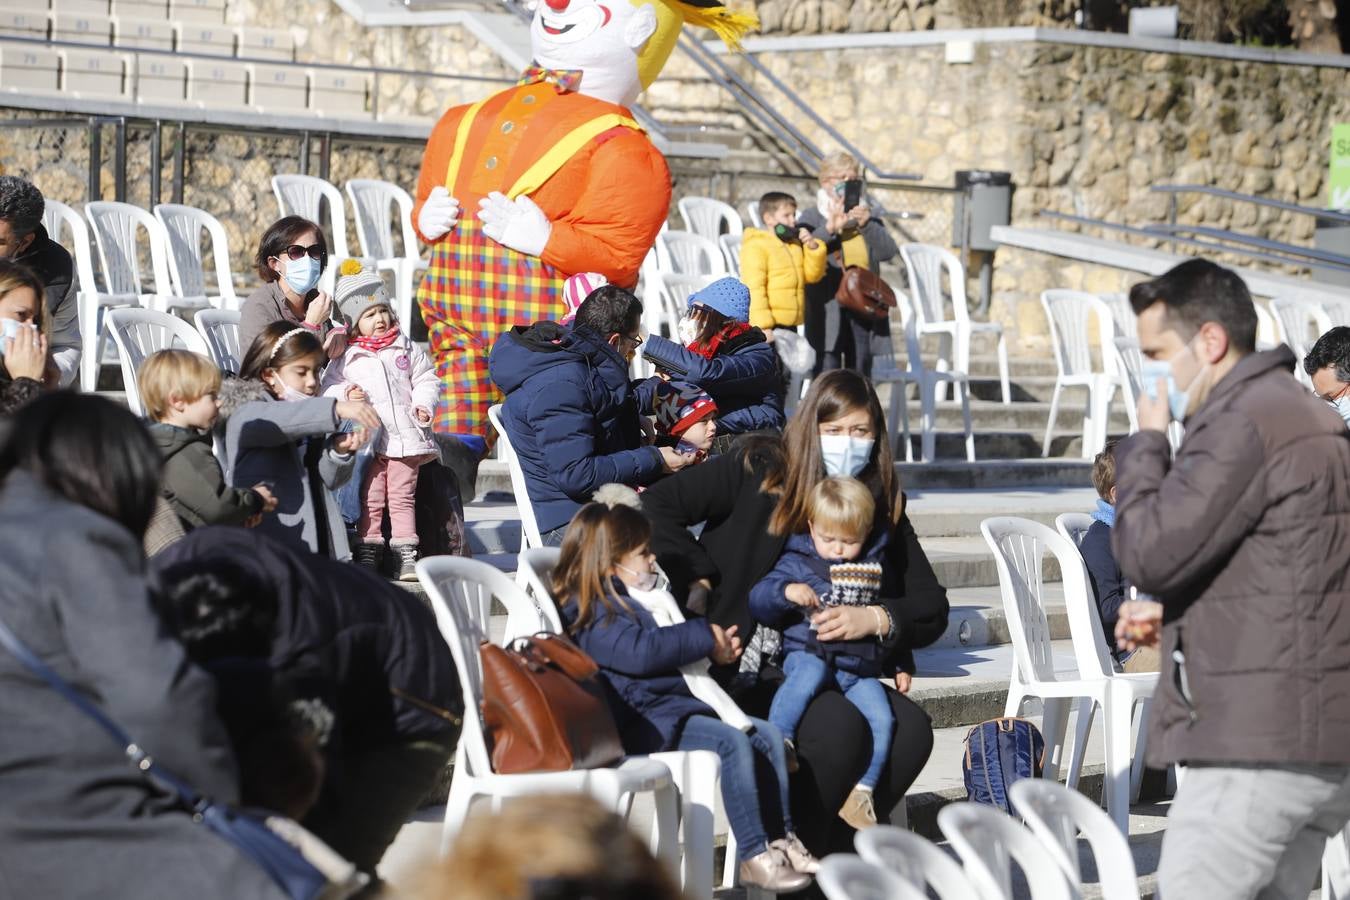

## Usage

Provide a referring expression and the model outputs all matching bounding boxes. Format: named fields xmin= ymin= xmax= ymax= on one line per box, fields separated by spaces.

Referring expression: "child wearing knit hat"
xmin=640 ymin=276 xmax=786 ymax=450
xmin=322 ymin=261 xmax=439 ymax=580
xmin=652 ymin=380 xmax=718 ymax=464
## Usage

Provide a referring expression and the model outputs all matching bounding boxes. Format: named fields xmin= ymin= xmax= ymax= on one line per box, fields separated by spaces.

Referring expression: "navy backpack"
xmin=962 ymin=717 xmax=1046 ymax=814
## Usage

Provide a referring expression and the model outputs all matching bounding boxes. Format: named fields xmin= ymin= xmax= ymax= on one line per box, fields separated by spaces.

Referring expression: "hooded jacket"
xmin=739 ymin=226 xmax=827 ymax=331
xmin=216 ymin=378 xmax=355 ymax=560
xmin=561 ymin=582 xmax=716 ymax=754
xmin=748 ymin=530 xmax=892 ymax=677
xmin=1113 ymin=346 xmax=1350 ymax=767
xmin=640 ymin=328 xmax=786 ymax=435
xmin=149 ymin=422 xmax=262 ymax=529
xmin=488 ymin=321 xmax=664 ymax=534
xmin=320 ymin=329 xmax=438 ymax=459
xmin=154 ymin=527 xmax=462 ymax=752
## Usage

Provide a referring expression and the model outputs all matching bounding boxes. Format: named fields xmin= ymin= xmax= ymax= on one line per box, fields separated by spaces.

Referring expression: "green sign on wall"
xmin=1331 ymin=123 xmax=1350 ymax=210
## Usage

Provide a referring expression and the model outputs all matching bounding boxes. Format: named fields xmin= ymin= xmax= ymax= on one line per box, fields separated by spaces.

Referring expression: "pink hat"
xmin=561 ymin=272 xmax=608 ymax=325
xmin=653 ymin=381 xmax=718 ymax=437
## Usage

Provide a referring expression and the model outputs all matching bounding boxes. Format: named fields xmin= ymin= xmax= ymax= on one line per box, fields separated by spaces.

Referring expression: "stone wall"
xmin=645 ymin=39 xmax=1350 ymax=350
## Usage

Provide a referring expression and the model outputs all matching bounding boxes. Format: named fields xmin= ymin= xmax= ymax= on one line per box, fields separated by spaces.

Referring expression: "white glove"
xmin=418 ymin=186 xmax=460 ymax=241
xmin=477 ymin=192 xmax=552 ymax=258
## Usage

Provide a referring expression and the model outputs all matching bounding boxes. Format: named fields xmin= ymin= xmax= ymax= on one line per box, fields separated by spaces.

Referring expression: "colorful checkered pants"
xmin=416 ymin=218 xmax=564 ymax=441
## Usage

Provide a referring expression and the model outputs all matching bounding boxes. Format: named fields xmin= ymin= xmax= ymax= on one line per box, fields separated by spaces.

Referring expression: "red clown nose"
xmin=544 ymin=0 xmax=569 ymax=10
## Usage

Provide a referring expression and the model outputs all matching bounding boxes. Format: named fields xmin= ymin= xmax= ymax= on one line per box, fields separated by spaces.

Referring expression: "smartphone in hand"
xmin=843 ymin=178 xmax=863 ymax=211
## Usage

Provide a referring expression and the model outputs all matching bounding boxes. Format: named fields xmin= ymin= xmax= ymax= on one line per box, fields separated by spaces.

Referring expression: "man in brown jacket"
xmin=1112 ymin=258 xmax=1350 ymax=899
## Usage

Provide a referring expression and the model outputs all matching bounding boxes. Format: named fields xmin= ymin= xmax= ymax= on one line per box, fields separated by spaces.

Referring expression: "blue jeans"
xmin=675 ymin=715 xmax=793 ymax=861
xmin=770 ymin=651 xmax=895 ymax=790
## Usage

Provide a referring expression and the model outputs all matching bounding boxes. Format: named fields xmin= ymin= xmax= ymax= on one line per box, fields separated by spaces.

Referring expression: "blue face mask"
xmin=1139 ymin=342 xmax=1199 ymax=423
xmin=282 ymin=255 xmax=321 ymax=296
xmin=1334 ymin=397 xmax=1350 ymax=427
xmin=820 ymin=434 xmax=874 ymax=478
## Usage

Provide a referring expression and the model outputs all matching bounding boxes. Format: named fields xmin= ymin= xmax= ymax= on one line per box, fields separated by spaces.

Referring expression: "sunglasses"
xmin=280 ymin=244 xmax=327 ymax=262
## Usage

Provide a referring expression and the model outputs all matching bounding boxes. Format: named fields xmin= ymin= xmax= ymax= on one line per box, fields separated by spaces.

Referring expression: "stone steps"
xmin=906 ymin=487 xmax=1099 ymax=538
xmin=885 ymin=396 xmax=1131 ymax=436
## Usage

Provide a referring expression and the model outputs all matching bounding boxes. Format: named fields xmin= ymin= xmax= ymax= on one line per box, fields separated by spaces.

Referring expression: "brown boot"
xmin=839 ymin=786 xmax=878 ymax=831
xmin=738 ymin=846 xmax=812 ymax=893
xmin=771 ymin=832 xmax=820 ymax=874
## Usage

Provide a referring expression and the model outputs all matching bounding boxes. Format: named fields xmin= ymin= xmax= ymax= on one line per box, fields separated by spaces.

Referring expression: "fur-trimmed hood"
xmin=215 ymin=377 xmax=273 ymax=429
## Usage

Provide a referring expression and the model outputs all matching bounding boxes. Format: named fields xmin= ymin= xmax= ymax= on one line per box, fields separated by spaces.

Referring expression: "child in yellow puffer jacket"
xmin=739 ymin=191 xmax=828 ymax=338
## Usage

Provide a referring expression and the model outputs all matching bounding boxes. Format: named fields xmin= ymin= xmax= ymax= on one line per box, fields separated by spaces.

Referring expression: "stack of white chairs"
xmin=1040 ymin=289 xmax=1121 ymax=460
xmin=154 ymin=203 xmax=241 ymax=311
xmin=900 ymin=243 xmax=1011 ymax=405
xmin=981 ymin=515 xmax=1157 ymax=833
xmin=677 ymin=196 xmax=743 ymax=242
xmin=413 ymin=557 xmax=680 ymax=866
xmin=872 ymin=289 xmax=974 ymax=463
xmin=271 ymin=174 xmax=361 ymax=294
xmin=346 ymin=179 xmax=428 ymax=329
xmin=82 ymin=200 xmax=209 ymax=392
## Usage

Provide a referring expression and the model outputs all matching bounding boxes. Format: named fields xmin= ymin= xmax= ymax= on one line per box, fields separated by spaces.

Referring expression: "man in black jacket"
xmin=0 ymin=177 xmax=80 ymax=385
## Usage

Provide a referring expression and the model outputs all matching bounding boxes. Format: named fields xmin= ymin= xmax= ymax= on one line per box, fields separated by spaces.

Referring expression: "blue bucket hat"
xmin=688 ymin=276 xmax=751 ymax=324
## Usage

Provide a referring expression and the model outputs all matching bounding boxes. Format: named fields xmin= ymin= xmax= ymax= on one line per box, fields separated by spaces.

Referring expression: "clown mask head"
xmin=529 ymin=0 xmax=757 ymax=108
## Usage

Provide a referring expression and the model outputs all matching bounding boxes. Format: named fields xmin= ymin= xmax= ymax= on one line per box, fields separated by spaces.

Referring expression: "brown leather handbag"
xmin=480 ymin=632 xmax=625 ymax=774
xmin=835 ymin=265 xmax=897 ymax=321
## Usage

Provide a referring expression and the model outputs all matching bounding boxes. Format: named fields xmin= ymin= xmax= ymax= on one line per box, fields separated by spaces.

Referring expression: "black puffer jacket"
xmin=153 ymin=527 xmax=461 ymax=752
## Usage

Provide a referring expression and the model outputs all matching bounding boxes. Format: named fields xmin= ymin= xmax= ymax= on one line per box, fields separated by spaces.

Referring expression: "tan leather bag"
xmin=834 ymin=265 xmax=897 ymax=321
xmin=480 ymin=632 xmax=625 ymax=774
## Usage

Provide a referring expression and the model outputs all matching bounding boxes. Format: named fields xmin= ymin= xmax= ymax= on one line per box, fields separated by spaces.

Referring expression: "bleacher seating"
xmin=62 ymin=45 xmax=128 ymax=97
xmin=0 ymin=10 xmax=49 ymax=40
xmin=186 ymin=57 xmax=246 ymax=108
xmin=174 ymin=21 xmax=233 ymax=57
xmin=249 ymin=61 xmax=305 ymax=111
xmin=112 ymin=17 xmax=173 ymax=51
xmin=167 ymin=0 xmax=223 ymax=23
xmin=110 ymin=0 xmax=167 ymax=19
xmin=237 ymin=26 xmax=291 ymax=62
xmin=0 ymin=41 xmax=59 ymax=92
xmin=134 ymin=54 xmax=186 ymax=101
xmin=54 ymin=0 xmax=109 ymax=14
xmin=310 ymin=68 xmax=369 ymax=117
xmin=52 ymin=11 xmax=111 ymax=45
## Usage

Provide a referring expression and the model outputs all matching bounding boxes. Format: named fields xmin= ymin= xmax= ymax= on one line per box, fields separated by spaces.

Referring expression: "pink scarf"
xmin=352 ymin=325 xmax=401 ymax=353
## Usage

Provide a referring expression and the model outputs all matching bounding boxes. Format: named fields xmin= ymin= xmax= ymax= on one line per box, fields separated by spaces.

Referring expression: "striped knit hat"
xmin=562 ymin=272 xmax=608 ymax=325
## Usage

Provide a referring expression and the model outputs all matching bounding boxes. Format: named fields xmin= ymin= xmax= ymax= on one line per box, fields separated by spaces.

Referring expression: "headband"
xmin=267 ymin=327 xmax=310 ymax=364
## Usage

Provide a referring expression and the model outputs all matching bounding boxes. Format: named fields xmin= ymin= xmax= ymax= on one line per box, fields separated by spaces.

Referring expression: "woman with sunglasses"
xmin=240 ymin=216 xmax=346 ymax=364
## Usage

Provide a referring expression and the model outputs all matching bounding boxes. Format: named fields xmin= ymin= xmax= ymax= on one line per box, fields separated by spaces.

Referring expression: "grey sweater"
xmin=218 ymin=378 xmax=355 ymax=560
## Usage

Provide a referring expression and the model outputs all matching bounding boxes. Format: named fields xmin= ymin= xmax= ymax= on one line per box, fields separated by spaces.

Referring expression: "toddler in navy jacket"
xmin=749 ymin=475 xmax=894 ymax=830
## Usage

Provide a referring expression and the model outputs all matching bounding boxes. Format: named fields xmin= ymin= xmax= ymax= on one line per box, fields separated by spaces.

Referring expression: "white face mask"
xmin=1335 ymin=396 xmax=1350 ymax=427
xmin=820 ymin=434 xmax=874 ymax=478
xmin=616 ymin=563 xmax=658 ymax=593
xmin=268 ymin=376 xmax=312 ymax=403
xmin=677 ymin=315 xmax=700 ymax=345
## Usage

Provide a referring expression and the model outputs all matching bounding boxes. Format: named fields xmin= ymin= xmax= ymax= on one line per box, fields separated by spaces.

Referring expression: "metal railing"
xmin=1152 ymin=184 xmax=1350 ymax=227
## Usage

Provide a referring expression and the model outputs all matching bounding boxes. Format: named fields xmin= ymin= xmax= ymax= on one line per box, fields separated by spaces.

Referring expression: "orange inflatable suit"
xmin=412 ymin=0 xmax=756 ymax=455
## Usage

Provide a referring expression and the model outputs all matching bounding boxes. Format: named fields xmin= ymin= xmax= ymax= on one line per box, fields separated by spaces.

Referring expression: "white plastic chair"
xmin=900 ymin=243 xmax=1010 ymax=405
xmin=41 ymin=198 xmax=99 ymax=387
xmin=503 ymin=548 xmax=725 ymax=899
xmin=656 ymin=230 xmax=727 ymax=277
xmin=744 ymin=200 xmax=764 ymax=229
xmin=271 ymin=173 xmax=358 ymax=293
xmin=193 ymin=308 xmax=241 ymax=375
xmin=1041 ymin=290 xmax=1121 ymax=460
xmin=1055 ymin=512 xmax=1094 ymax=550
xmin=487 ymin=404 xmax=544 ymax=551
xmin=873 ymin=289 xmax=974 ymax=463
xmin=1098 ymin=292 xmax=1136 ymax=340
xmin=1270 ymin=297 xmax=1330 ymax=387
xmin=937 ymin=802 xmax=1074 ymax=900
xmin=817 ymin=854 xmax=925 ymax=900
xmin=154 ymin=203 xmax=240 ymax=311
xmin=83 ymin=201 xmax=196 ymax=393
xmin=1009 ymin=779 xmax=1141 ymax=900
xmin=980 ymin=516 xmax=1157 ymax=833
xmin=855 ymin=825 xmax=976 ymax=900
xmin=105 ymin=308 xmax=210 ymax=416
xmin=1253 ymin=299 xmax=1280 ymax=350
xmin=1324 ymin=825 xmax=1350 ymax=900
xmin=677 ymin=196 xmax=743 ymax=241
xmin=718 ymin=233 xmax=741 ymax=276
xmin=652 ymin=272 xmax=718 ymax=341
xmin=414 ymin=557 xmax=679 ymax=865
xmin=345 ymin=178 xmax=428 ymax=329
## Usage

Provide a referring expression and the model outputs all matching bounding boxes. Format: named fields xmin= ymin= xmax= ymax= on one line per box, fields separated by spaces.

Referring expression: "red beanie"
xmin=653 ymin=381 xmax=718 ymax=437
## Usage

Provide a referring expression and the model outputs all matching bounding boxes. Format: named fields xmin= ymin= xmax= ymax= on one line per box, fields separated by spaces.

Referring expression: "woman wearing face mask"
xmin=217 ymin=321 xmax=381 ymax=560
xmin=797 ymin=153 xmax=899 ymax=379
xmin=641 ymin=368 xmax=948 ymax=858
xmin=239 ymin=217 xmax=346 ymax=363
xmin=0 ymin=260 xmax=53 ymax=417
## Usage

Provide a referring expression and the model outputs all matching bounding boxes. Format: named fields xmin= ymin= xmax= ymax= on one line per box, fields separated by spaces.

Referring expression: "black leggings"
xmin=738 ymin=679 xmax=935 ymax=855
